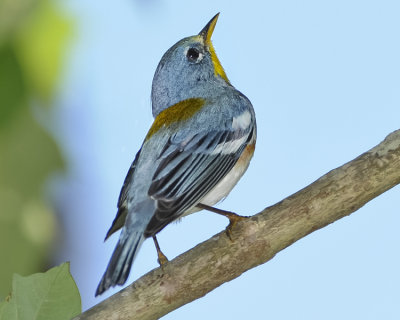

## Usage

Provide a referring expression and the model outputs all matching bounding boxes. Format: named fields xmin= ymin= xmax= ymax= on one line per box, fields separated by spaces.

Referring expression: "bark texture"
xmin=74 ymin=129 xmax=400 ymax=320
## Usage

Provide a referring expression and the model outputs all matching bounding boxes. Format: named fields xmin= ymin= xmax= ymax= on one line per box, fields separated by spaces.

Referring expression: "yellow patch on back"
xmin=146 ymin=98 xmax=205 ymax=140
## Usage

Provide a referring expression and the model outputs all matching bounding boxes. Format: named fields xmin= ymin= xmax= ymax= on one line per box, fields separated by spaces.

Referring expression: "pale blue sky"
xmin=55 ymin=1 xmax=400 ymax=318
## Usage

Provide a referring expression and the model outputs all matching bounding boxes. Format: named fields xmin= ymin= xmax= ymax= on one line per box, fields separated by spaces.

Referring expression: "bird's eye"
xmin=186 ymin=47 xmax=202 ymax=62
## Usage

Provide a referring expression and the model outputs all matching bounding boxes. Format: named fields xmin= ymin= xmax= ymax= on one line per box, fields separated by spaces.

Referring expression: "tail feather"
xmin=96 ymin=199 xmax=155 ymax=296
xmin=95 ymin=231 xmax=144 ymax=296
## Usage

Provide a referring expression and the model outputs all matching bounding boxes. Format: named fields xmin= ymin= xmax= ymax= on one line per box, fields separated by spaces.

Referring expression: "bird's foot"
xmin=197 ymin=203 xmax=248 ymax=241
xmin=225 ymin=214 xmax=247 ymax=241
xmin=152 ymin=236 xmax=169 ymax=269
xmin=157 ymin=251 xmax=169 ymax=268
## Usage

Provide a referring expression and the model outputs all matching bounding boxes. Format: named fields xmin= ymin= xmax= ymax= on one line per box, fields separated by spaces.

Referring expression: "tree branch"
xmin=74 ymin=129 xmax=400 ymax=320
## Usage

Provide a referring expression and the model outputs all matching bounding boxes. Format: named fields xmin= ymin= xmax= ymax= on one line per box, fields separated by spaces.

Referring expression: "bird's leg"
xmin=152 ymin=235 xmax=168 ymax=268
xmin=196 ymin=203 xmax=248 ymax=240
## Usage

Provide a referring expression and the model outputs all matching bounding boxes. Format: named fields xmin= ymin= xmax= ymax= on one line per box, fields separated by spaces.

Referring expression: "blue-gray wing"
xmin=105 ymin=148 xmax=142 ymax=240
xmin=145 ymin=126 xmax=254 ymax=236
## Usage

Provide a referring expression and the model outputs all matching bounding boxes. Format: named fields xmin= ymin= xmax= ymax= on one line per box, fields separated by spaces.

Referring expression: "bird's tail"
xmin=95 ymin=200 xmax=154 ymax=296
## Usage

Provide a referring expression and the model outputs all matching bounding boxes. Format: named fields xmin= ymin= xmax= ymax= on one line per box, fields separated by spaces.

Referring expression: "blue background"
xmin=55 ymin=1 xmax=400 ymax=319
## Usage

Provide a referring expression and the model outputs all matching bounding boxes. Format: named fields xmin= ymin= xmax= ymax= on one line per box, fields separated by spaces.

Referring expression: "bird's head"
xmin=151 ymin=13 xmax=230 ymax=117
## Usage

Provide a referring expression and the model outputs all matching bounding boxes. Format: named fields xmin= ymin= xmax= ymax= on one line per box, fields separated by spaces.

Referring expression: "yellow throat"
xmin=198 ymin=13 xmax=230 ymax=84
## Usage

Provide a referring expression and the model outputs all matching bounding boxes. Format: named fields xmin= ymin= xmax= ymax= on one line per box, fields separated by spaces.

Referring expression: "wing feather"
xmin=105 ymin=148 xmax=142 ymax=240
xmin=145 ymin=126 xmax=253 ymax=235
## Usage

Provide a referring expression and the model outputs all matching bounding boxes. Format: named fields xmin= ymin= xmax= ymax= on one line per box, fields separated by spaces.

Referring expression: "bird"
xmin=96 ymin=13 xmax=256 ymax=296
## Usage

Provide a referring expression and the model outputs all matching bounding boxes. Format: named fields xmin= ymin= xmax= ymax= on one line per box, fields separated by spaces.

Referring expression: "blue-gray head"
xmin=151 ymin=13 xmax=231 ymax=117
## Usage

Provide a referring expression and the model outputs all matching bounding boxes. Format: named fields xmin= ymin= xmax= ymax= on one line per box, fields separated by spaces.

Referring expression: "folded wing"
xmin=145 ymin=125 xmax=254 ymax=236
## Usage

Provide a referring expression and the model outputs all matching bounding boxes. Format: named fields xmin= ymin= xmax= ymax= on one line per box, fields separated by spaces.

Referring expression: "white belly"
xmin=199 ymin=159 xmax=249 ymax=206
xmin=183 ymin=142 xmax=255 ymax=216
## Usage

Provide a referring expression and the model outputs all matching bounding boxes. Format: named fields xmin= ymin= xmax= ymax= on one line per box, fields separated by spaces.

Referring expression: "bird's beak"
xmin=199 ymin=13 xmax=220 ymax=45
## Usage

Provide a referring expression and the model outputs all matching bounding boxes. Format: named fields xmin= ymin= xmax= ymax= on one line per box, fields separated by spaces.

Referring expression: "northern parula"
xmin=96 ymin=13 xmax=256 ymax=296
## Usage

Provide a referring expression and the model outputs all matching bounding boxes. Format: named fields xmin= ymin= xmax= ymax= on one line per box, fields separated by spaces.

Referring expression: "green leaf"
xmin=0 ymin=263 xmax=82 ymax=320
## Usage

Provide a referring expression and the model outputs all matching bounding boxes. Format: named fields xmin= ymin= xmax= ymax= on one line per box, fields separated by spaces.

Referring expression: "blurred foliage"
xmin=0 ymin=0 xmax=72 ymax=298
xmin=0 ymin=263 xmax=81 ymax=320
